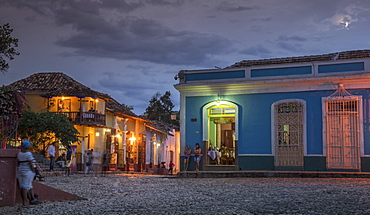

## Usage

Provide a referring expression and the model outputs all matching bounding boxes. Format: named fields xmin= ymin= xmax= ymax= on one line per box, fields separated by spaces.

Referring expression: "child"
xmin=168 ymin=161 xmax=175 ymax=175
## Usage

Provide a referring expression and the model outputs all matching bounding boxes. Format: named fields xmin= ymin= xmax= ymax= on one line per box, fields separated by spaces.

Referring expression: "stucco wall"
xmin=184 ymin=88 xmax=370 ymax=157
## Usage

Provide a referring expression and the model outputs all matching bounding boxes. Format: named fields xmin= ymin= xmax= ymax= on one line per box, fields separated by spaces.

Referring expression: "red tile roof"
xmin=8 ymin=72 xmax=112 ymax=99
xmin=227 ymin=50 xmax=370 ymax=68
xmin=106 ymin=98 xmax=138 ymax=118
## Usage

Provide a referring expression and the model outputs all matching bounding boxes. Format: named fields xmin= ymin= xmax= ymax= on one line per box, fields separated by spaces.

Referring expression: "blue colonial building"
xmin=174 ymin=50 xmax=370 ymax=172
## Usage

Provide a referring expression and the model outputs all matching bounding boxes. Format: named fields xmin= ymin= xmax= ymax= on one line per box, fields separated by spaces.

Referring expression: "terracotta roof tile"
xmin=8 ymin=72 xmax=112 ymax=99
xmin=106 ymin=98 xmax=138 ymax=118
xmin=145 ymin=120 xmax=173 ymax=135
xmin=227 ymin=50 xmax=370 ymax=68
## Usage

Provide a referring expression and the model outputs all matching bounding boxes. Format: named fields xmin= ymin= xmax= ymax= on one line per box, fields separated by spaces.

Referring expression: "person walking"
xmin=47 ymin=142 xmax=57 ymax=171
xmin=194 ymin=143 xmax=202 ymax=172
xmin=183 ymin=145 xmax=191 ymax=171
xmin=84 ymin=149 xmax=93 ymax=174
xmin=101 ymin=150 xmax=111 ymax=176
xmin=90 ymin=149 xmax=95 ymax=173
xmin=65 ymin=146 xmax=73 ymax=176
xmin=168 ymin=161 xmax=175 ymax=175
xmin=17 ymin=140 xmax=40 ymax=209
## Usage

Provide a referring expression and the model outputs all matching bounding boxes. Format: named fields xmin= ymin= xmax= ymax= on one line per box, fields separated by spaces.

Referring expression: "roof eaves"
xmin=145 ymin=123 xmax=171 ymax=135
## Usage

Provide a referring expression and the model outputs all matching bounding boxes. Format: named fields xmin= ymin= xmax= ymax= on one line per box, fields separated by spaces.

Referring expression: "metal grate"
xmin=325 ymin=84 xmax=360 ymax=169
xmin=325 ymin=100 xmax=360 ymax=169
xmin=274 ymin=101 xmax=304 ymax=167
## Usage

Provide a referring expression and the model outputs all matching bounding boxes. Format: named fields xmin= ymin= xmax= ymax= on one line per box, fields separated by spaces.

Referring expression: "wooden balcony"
xmin=53 ymin=111 xmax=106 ymax=126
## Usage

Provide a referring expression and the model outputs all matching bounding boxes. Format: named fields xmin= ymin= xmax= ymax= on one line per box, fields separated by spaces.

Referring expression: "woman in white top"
xmin=17 ymin=140 xmax=39 ymax=208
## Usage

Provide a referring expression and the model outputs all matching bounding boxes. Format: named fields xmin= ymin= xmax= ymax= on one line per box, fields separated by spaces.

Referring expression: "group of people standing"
xmin=183 ymin=143 xmax=202 ymax=172
xmin=47 ymin=141 xmax=73 ymax=176
xmin=83 ymin=149 xmax=111 ymax=175
xmin=48 ymin=144 xmax=111 ymax=176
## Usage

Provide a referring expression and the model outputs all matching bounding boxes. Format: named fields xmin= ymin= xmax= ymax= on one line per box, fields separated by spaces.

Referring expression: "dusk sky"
xmin=1 ymin=0 xmax=369 ymax=115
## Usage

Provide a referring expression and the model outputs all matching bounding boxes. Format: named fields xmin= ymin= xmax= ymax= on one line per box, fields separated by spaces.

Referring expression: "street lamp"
xmin=171 ymin=112 xmax=177 ymax=121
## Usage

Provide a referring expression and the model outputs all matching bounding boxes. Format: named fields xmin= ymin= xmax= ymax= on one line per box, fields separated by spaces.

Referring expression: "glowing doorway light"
xmin=129 ymin=136 xmax=136 ymax=141
xmin=129 ymin=136 xmax=136 ymax=145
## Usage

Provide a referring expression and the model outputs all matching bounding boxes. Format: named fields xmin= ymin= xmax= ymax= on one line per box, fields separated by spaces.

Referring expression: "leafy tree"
xmin=121 ymin=103 xmax=134 ymax=111
xmin=145 ymin=91 xmax=175 ymax=124
xmin=18 ymin=111 xmax=80 ymax=154
xmin=0 ymin=86 xmax=27 ymax=143
xmin=0 ymin=23 xmax=20 ymax=73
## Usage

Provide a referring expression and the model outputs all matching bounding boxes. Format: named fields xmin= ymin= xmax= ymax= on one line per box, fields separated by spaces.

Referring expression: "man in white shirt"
xmin=47 ymin=142 xmax=57 ymax=171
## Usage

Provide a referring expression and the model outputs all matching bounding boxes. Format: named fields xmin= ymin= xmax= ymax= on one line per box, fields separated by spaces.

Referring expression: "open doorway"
xmin=203 ymin=101 xmax=238 ymax=167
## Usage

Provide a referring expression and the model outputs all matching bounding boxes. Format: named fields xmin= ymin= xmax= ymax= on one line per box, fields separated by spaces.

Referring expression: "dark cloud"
xmin=217 ymin=1 xmax=259 ymax=12
xmin=1 ymin=0 xmax=56 ymax=15
xmin=97 ymin=71 xmax=168 ymax=92
xmin=278 ymin=35 xmax=307 ymax=42
xmin=145 ymin=0 xmax=185 ymax=6
xmin=275 ymin=36 xmax=307 ymax=52
xmin=96 ymin=71 xmax=176 ymax=112
xmin=251 ymin=17 xmax=272 ymax=22
xmin=239 ymin=45 xmax=272 ymax=58
xmin=2 ymin=0 xmax=143 ymax=15
xmin=277 ymin=42 xmax=303 ymax=52
xmin=127 ymin=64 xmax=152 ymax=70
xmin=100 ymin=0 xmax=143 ymax=11
xmin=5 ymin=0 xmax=233 ymax=66
xmin=56 ymin=17 xmax=233 ymax=66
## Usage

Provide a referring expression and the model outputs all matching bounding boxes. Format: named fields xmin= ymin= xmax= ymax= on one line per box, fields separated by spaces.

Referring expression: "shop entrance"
xmin=204 ymin=101 xmax=238 ymax=167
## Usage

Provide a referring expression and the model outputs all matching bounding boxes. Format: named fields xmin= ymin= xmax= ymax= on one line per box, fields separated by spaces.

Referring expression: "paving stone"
xmin=2 ymin=174 xmax=370 ymax=214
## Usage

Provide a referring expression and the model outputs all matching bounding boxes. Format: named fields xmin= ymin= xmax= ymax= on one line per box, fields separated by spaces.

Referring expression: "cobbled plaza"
xmin=2 ymin=173 xmax=370 ymax=214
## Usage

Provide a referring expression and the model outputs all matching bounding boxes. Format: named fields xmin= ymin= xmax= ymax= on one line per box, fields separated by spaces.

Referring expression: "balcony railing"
xmin=53 ymin=111 xmax=106 ymax=126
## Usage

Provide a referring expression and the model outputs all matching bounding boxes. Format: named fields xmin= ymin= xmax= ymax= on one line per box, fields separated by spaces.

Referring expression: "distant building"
xmin=7 ymin=72 xmax=179 ymax=173
xmin=175 ymin=50 xmax=370 ymax=172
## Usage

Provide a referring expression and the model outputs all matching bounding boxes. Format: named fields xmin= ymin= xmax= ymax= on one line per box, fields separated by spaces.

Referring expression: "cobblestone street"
xmin=2 ymin=173 xmax=370 ymax=214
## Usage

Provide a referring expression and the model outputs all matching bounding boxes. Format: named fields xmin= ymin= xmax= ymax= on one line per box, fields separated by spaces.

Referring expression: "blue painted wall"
xmin=185 ymin=88 xmax=370 ymax=156
xmin=352 ymin=88 xmax=370 ymax=155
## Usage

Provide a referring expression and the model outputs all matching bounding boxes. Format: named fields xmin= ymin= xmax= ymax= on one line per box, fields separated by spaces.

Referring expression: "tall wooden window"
xmin=274 ymin=100 xmax=305 ymax=167
xmin=324 ymin=85 xmax=361 ymax=170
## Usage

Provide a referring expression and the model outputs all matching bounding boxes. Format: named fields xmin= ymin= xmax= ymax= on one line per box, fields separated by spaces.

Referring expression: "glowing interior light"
xmin=129 ymin=137 xmax=136 ymax=141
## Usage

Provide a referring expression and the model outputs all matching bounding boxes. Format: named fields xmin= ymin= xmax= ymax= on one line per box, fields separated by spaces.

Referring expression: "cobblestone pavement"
xmin=2 ymin=173 xmax=370 ymax=214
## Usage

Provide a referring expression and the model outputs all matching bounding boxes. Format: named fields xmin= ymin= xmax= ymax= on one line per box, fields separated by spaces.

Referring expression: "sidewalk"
xmin=43 ymin=169 xmax=370 ymax=179
xmin=177 ymin=170 xmax=370 ymax=178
